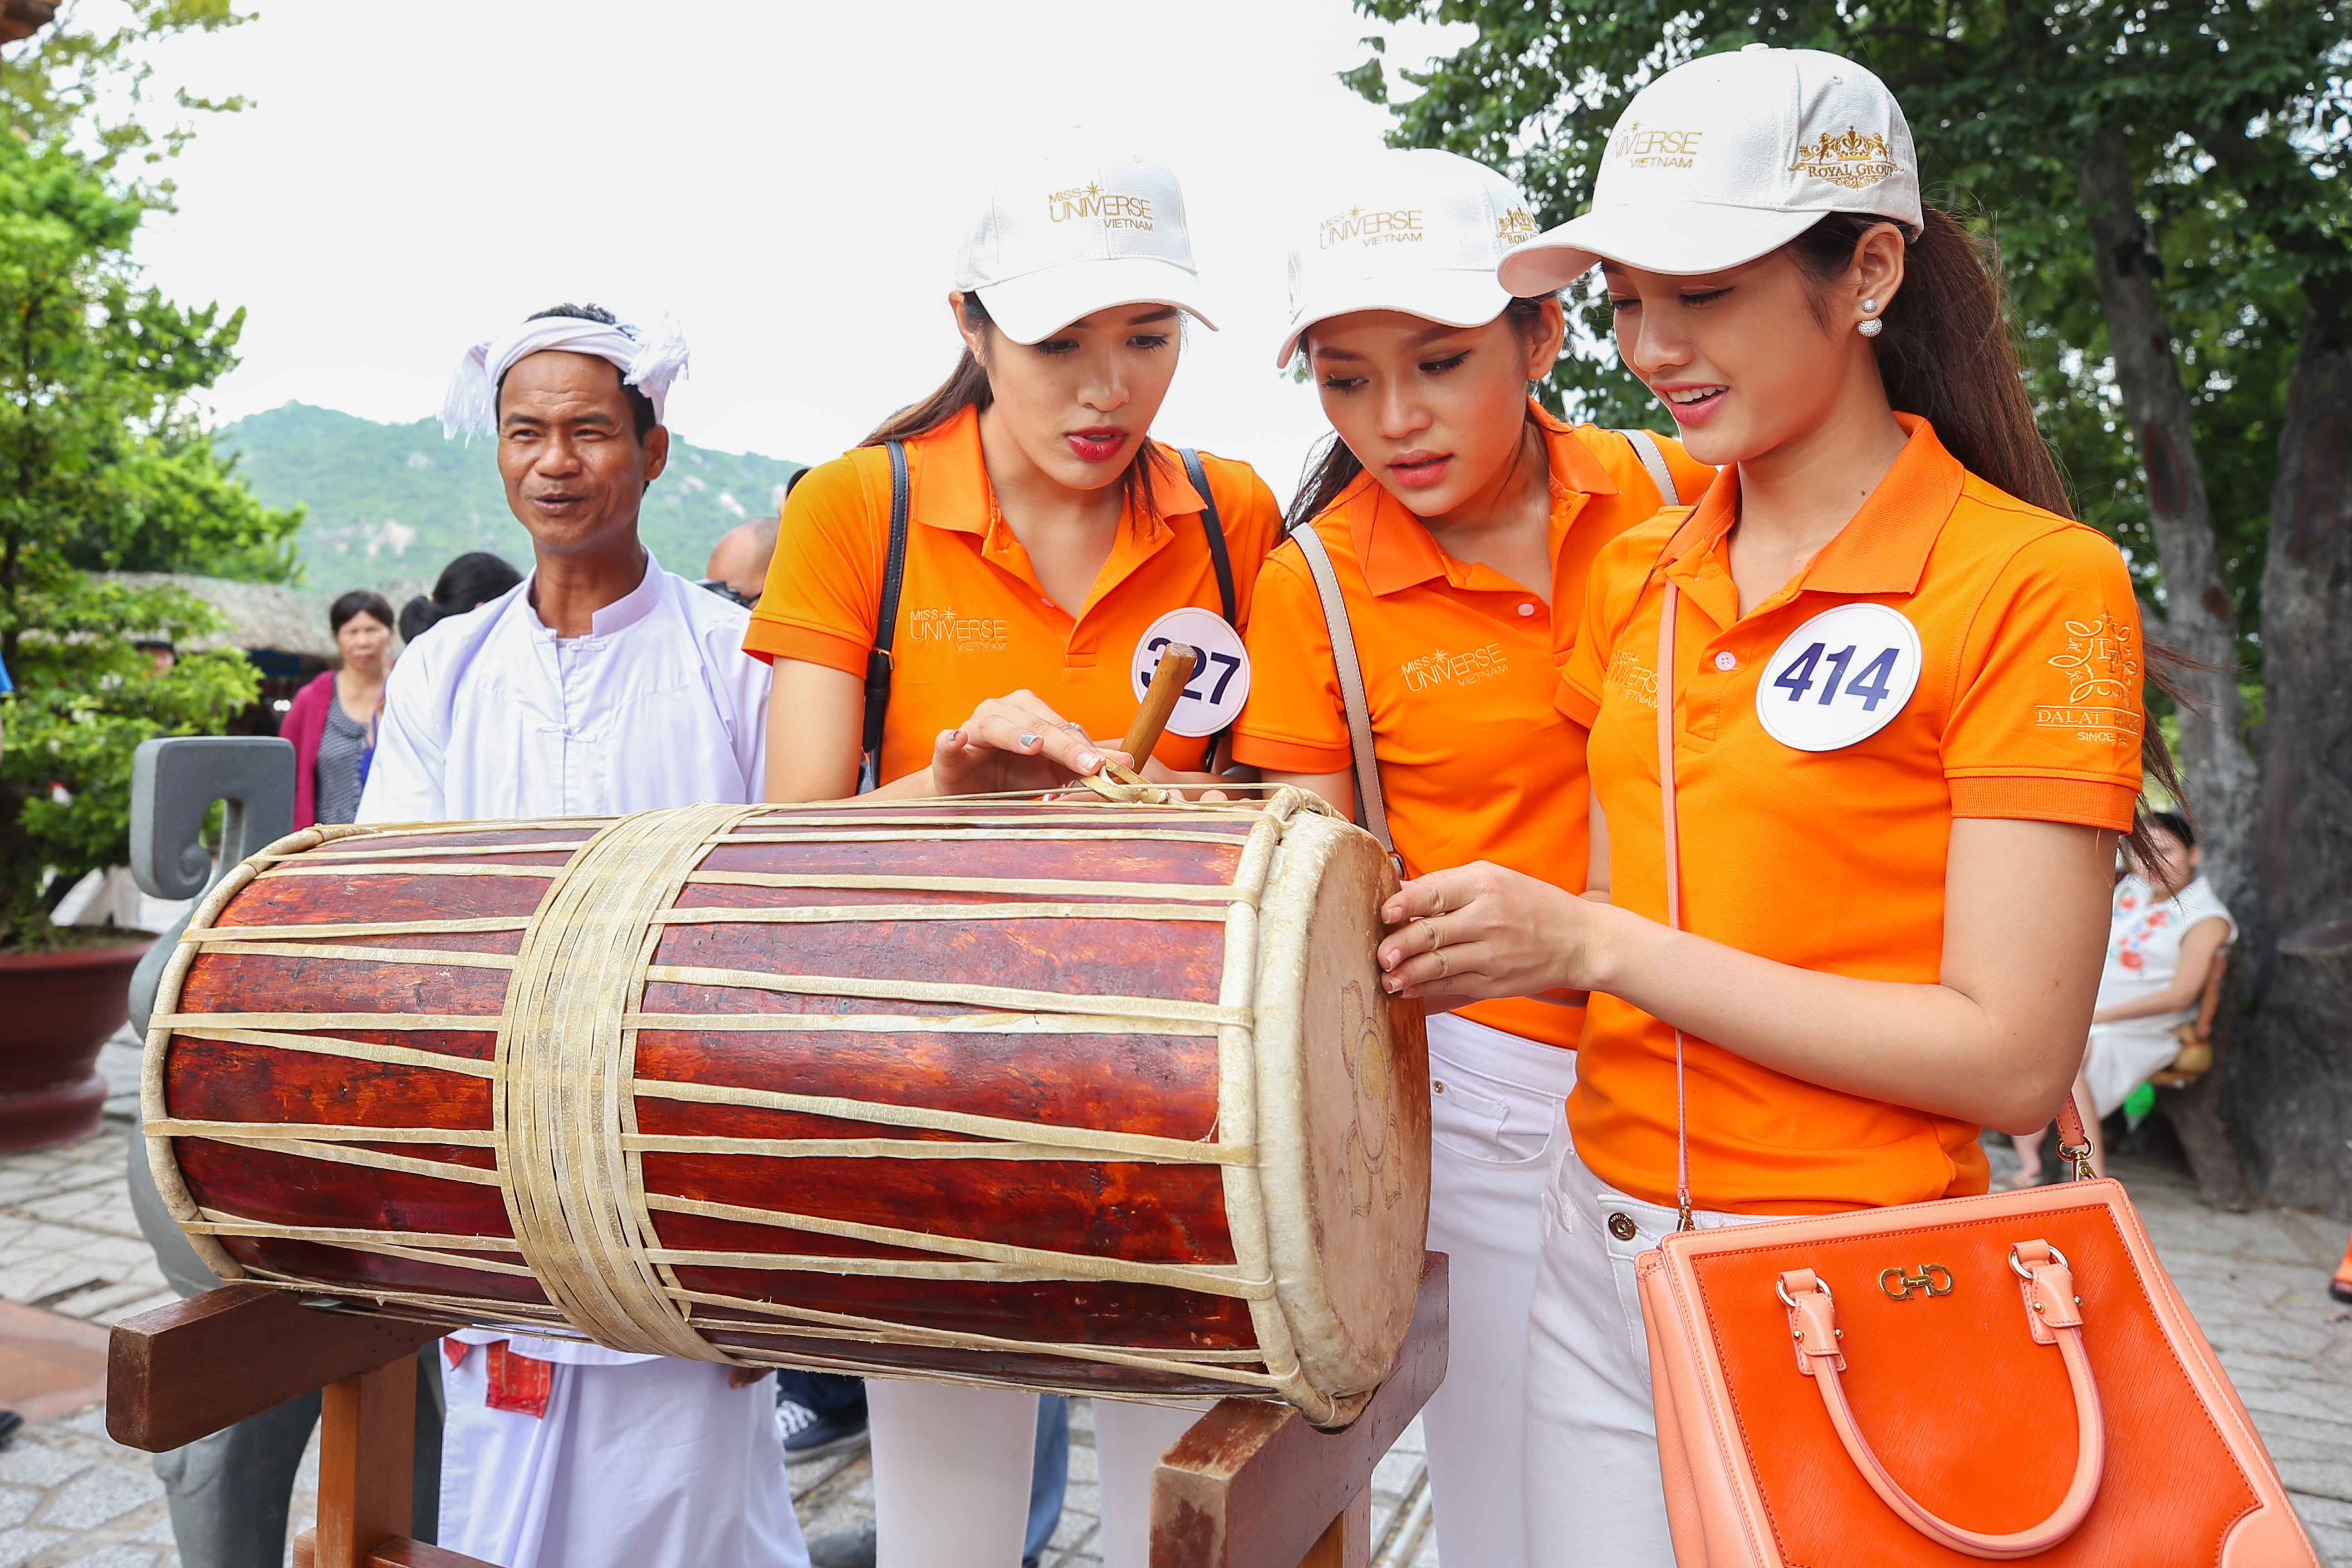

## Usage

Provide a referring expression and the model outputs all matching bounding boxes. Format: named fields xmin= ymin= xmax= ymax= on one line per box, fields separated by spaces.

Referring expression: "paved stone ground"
xmin=0 ymin=1039 xmax=2331 ymax=1566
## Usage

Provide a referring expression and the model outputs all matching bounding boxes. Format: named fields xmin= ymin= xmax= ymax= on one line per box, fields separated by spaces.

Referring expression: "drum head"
xmin=1249 ymin=812 xmax=1430 ymax=1404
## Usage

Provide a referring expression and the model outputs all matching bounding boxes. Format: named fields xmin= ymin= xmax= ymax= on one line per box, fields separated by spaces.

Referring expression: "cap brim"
xmin=1496 ymin=204 xmax=1822 ymax=293
xmin=976 ymin=256 xmax=1218 ymax=345
xmin=1272 ymin=270 xmax=1513 ymax=368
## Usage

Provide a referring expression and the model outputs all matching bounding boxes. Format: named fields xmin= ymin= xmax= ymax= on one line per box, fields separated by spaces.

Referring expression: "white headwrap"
xmin=440 ymin=313 xmax=691 ymax=440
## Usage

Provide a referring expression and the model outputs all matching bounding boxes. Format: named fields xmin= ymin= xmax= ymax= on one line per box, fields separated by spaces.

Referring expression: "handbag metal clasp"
xmin=1877 ymin=1264 xmax=1955 ymax=1300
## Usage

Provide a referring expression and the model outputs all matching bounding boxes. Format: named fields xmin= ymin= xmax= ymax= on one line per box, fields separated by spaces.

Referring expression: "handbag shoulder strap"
xmin=1618 ymin=428 xmax=1682 ymax=508
xmin=1289 ymin=523 xmax=1400 ymax=872
xmin=858 ymin=440 xmax=911 ymax=789
xmin=1177 ymin=449 xmax=1237 ymax=625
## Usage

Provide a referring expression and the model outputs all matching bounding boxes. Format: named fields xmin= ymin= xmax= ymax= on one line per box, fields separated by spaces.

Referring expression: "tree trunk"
xmin=2076 ymin=133 xmax=2260 ymax=907
xmin=2234 ymin=285 xmax=2352 ymax=1221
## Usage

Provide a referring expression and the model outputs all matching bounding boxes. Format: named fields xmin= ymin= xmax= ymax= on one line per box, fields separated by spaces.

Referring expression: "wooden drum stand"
xmin=104 ymin=1254 xmax=1446 ymax=1568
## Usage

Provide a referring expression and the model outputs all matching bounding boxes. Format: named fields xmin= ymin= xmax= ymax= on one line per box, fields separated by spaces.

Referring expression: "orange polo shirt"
xmin=744 ymin=404 xmax=1283 ymax=783
xmin=1233 ymin=407 xmax=1712 ymax=1049
xmin=1559 ymin=416 xmax=2146 ymax=1212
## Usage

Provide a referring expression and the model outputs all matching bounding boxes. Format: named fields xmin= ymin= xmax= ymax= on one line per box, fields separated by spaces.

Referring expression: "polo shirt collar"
xmin=1663 ymin=413 xmax=1962 ymax=600
xmin=909 ymin=402 xmax=1208 ymax=542
xmin=1349 ymin=400 xmax=1619 ymax=598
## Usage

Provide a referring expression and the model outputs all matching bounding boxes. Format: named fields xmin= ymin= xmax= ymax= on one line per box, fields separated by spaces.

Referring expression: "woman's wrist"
xmin=1577 ymin=898 xmax=1661 ymax=998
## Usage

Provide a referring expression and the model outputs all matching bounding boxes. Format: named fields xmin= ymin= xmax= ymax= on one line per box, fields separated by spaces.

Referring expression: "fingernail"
xmin=1077 ymin=751 xmax=1102 ymax=771
xmin=1017 ymin=732 xmax=1042 ymax=748
xmin=1383 ymin=977 xmax=1401 ymax=994
xmin=1381 ymin=949 xmax=1398 ymax=967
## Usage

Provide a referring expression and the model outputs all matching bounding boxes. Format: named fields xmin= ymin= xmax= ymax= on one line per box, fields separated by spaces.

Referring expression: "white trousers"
xmin=868 ymin=1381 xmax=1203 ymax=1568
xmin=1419 ymin=1012 xmax=1577 ymax=1568
xmin=1522 ymin=1143 xmax=1780 ymax=1568
xmin=439 ymin=1352 xmax=807 ymax=1568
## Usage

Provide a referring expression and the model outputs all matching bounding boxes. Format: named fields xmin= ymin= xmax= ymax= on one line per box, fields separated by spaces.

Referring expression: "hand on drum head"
xmin=929 ymin=689 xmax=1134 ymax=796
xmin=1379 ymin=860 xmax=1609 ymax=1002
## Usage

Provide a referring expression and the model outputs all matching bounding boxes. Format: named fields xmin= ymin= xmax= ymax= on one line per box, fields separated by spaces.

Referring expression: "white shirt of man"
xmin=357 ymin=550 xmax=805 ymax=1568
xmin=2081 ymin=872 xmax=2237 ymax=1117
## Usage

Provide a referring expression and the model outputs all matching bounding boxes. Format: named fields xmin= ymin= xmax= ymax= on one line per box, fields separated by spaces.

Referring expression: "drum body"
xmin=144 ymin=790 xmax=1429 ymax=1424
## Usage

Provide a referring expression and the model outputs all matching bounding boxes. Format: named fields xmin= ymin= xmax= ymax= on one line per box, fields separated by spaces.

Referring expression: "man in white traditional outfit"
xmin=359 ymin=304 xmax=809 ymax=1568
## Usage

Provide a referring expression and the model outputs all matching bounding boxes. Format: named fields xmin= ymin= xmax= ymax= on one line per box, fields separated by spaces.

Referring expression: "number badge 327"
xmin=1130 ymin=607 xmax=1251 ymax=740
xmin=1754 ymin=602 xmax=1923 ymax=752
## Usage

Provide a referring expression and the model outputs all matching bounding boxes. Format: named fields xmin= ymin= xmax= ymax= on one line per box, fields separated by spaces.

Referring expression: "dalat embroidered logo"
xmin=1320 ymin=204 xmax=1426 ymax=249
xmin=1401 ymin=643 xmax=1507 ymax=691
xmin=1787 ymin=127 xmax=1901 ymax=191
xmin=2035 ymin=614 xmax=2142 ymax=742
xmin=1046 ymin=183 xmax=1155 ymax=230
xmin=1496 ymin=205 xmax=1540 ymax=245
xmin=1606 ymin=122 xmax=1706 ymax=170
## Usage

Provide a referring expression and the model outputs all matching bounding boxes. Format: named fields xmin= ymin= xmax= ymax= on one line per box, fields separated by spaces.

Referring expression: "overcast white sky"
xmin=129 ymin=0 xmax=1472 ymax=502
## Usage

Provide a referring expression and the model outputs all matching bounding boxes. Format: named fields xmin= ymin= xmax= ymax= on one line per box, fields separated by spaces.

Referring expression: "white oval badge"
xmin=1131 ymin=607 xmax=1251 ymax=738
xmin=1754 ymin=603 xmax=1922 ymax=752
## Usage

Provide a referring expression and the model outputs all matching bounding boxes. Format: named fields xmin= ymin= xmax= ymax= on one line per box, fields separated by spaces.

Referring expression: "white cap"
xmin=952 ymin=153 xmax=1216 ymax=346
xmin=1498 ymin=45 xmax=1922 ymax=291
xmin=1275 ymin=149 xmax=1541 ymax=368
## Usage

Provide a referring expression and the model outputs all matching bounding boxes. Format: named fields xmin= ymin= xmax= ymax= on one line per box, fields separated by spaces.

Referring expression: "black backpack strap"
xmin=859 ymin=441 xmax=911 ymax=785
xmin=1180 ymin=448 xmax=1236 ymax=625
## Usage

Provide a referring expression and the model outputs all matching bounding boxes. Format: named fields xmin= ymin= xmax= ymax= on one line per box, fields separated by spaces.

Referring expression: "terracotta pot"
xmin=0 ymin=938 xmax=154 ymax=1151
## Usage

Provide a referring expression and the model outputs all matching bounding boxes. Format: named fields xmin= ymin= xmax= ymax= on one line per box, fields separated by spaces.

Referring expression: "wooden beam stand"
xmin=1150 ymin=1253 xmax=1449 ymax=1568
xmin=113 ymin=1258 xmax=1448 ymax=1568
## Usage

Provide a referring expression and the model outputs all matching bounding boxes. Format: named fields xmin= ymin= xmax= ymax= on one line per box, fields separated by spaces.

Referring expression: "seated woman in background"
xmin=282 ymin=588 xmax=397 ymax=828
xmin=2010 ymin=808 xmax=2234 ymax=1182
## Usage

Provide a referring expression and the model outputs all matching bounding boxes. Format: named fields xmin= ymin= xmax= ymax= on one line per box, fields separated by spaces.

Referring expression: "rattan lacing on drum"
xmin=145 ymin=790 xmax=1345 ymax=1411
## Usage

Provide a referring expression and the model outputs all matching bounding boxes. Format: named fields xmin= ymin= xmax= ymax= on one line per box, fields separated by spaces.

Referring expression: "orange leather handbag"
xmin=1635 ymin=583 xmax=2318 ymax=1566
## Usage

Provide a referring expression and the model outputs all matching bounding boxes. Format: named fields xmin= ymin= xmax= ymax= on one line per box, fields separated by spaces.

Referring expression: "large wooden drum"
xmin=143 ymin=789 xmax=1429 ymax=1425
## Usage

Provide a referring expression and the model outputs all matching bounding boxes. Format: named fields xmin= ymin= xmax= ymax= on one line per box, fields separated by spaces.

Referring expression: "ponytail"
xmin=861 ymin=291 xmax=1172 ymax=525
xmin=1792 ymin=204 xmax=2185 ymax=851
xmin=1284 ymin=295 xmax=1558 ymax=531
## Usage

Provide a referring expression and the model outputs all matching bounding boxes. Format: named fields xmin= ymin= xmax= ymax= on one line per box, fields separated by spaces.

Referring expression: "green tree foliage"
xmin=0 ymin=130 xmax=289 ymax=946
xmin=1343 ymin=0 xmax=2348 ymax=664
xmin=0 ymin=0 xmax=252 ymax=168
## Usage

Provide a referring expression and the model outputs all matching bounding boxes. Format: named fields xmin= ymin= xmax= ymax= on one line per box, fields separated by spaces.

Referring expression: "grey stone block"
xmin=39 ymin=1465 xmax=164 ymax=1531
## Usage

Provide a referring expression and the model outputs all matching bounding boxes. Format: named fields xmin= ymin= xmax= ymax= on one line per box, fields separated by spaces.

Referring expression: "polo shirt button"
xmin=1714 ymin=651 xmax=1738 ymax=671
xmin=1517 ymin=603 xmax=1537 ymax=617
xmin=1607 ymin=1212 xmax=1639 ymax=1242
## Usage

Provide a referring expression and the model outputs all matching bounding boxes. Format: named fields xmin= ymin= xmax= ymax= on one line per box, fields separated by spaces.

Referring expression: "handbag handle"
xmin=1652 ymin=584 xmax=2098 ymax=1230
xmin=1779 ymin=1243 xmax=2107 ymax=1558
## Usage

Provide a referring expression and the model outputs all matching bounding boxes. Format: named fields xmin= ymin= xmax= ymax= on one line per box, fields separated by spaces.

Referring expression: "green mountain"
xmin=216 ymin=402 xmax=804 ymax=590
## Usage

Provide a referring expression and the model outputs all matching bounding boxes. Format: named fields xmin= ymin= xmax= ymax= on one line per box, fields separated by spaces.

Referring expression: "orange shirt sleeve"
xmin=1557 ymin=527 xmax=1652 ymax=728
xmin=1942 ymin=522 xmax=2145 ymax=831
xmin=1230 ymin=543 xmax=1353 ymax=776
xmin=742 ymin=453 xmax=883 ymax=673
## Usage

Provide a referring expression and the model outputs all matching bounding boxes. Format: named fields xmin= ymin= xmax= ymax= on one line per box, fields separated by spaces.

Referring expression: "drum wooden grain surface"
xmin=142 ymin=789 xmax=1429 ymax=1425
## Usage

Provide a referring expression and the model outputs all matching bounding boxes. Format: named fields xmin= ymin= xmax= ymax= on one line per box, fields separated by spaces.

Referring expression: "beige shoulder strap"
xmin=1287 ymin=525 xmax=1399 ymax=868
xmin=1617 ymin=428 xmax=1681 ymax=507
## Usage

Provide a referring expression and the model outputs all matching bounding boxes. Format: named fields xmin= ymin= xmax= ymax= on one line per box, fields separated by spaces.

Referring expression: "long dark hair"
xmin=1792 ymin=204 xmax=2186 ymax=846
xmin=400 ymin=551 xmax=522 ymax=643
xmin=1284 ymin=296 xmax=1556 ymax=531
xmin=862 ymin=291 xmax=1174 ymax=524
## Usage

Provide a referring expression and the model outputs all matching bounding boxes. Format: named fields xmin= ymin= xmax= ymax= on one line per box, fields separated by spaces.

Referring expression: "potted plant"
xmin=0 ymin=130 xmax=294 ymax=1147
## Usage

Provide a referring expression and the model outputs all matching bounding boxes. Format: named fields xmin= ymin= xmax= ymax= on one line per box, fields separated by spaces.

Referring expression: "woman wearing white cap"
xmin=1229 ymin=148 xmax=1708 ymax=1568
xmin=742 ymin=152 xmax=1284 ymax=1568
xmin=1367 ymin=49 xmax=2176 ymax=1563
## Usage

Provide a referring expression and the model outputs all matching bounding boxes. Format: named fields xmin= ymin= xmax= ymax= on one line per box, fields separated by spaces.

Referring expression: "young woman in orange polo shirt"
xmin=1372 ymin=52 xmax=2175 ymax=1565
xmin=1232 ymin=149 xmax=1708 ymax=1568
xmin=743 ymin=154 xmax=1282 ymax=1568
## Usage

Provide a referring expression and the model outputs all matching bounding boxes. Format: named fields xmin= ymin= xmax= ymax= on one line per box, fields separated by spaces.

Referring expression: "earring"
xmin=1858 ymin=318 xmax=1883 ymax=338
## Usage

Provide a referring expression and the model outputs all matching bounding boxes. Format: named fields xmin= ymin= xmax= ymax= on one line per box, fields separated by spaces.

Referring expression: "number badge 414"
xmin=1755 ymin=602 xmax=1923 ymax=752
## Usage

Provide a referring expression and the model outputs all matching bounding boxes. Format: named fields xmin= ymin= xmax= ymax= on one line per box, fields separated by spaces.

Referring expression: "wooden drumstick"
xmin=1117 ymin=643 xmax=1197 ymax=773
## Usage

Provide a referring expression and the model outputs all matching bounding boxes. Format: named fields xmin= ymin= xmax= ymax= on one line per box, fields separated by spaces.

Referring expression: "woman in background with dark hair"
xmin=283 ymin=588 xmax=398 ymax=827
xmin=400 ymin=551 xmax=523 ymax=645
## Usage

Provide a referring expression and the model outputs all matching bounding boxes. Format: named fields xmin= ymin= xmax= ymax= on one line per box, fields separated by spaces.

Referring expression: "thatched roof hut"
xmin=106 ymin=573 xmax=423 ymax=662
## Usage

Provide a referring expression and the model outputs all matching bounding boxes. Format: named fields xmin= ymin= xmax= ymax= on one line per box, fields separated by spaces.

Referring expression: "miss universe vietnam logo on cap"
xmin=1046 ymin=183 xmax=1156 ymax=230
xmin=1605 ymin=122 xmax=1706 ymax=170
xmin=1320 ymin=205 xmax=1426 ymax=249
xmin=1788 ymin=126 xmax=1903 ymax=191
